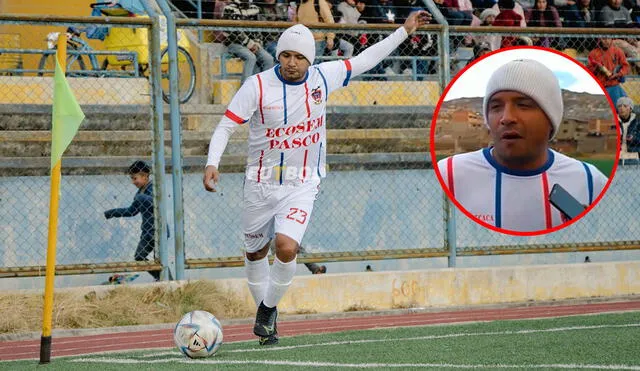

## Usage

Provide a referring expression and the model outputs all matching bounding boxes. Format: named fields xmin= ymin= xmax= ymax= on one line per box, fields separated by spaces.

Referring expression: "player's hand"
xmin=403 ymin=10 xmax=431 ymax=35
xmin=203 ymin=165 xmax=220 ymax=192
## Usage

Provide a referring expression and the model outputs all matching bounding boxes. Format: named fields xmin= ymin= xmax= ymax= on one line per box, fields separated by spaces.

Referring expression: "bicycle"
xmin=37 ymin=2 xmax=196 ymax=104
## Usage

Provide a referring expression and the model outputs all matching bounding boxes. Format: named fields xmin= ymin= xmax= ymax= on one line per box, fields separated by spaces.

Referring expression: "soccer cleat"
xmin=253 ymin=301 xmax=278 ymax=337
xmin=259 ymin=333 xmax=279 ymax=346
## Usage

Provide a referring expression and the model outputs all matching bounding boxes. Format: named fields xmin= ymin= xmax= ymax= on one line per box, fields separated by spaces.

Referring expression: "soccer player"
xmin=437 ymin=59 xmax=608 ymax=232
xmin=203 ymin=11 xmax=430 ymax=345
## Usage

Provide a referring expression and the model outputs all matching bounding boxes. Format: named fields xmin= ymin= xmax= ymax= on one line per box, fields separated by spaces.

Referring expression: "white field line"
xmin=68 ymin=358 xmax=640 ymax=369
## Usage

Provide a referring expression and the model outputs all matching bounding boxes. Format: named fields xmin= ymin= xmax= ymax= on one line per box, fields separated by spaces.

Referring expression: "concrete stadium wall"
xmin=212 ymin=261 xmax=639 ymax=314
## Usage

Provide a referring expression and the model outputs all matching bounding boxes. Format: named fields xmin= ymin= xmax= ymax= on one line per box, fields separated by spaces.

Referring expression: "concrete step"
xmin=0 ymin=104 xmax=432 ymax=131
xmin=0 ymin=152 xmax=430 ymax=176
xmin=0 ymin=128 xmax=428 ymax=158
xmin=0 ymin=104 xmax=226 ymax=131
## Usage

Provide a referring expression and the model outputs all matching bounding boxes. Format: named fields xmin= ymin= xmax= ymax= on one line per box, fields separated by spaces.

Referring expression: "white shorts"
xmin=242 ymin=179 xmax=320 ymax=253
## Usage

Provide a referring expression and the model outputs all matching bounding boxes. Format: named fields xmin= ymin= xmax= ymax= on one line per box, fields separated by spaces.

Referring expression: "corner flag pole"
xmin=39 ymin=33 xmax=66 ymax=365
xmin=40 ymin=31 xmax=85 ymax=364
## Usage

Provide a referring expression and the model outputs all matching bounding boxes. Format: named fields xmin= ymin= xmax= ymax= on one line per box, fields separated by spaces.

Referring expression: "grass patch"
xmin=0 ymin=281 xmax=253 ymax=334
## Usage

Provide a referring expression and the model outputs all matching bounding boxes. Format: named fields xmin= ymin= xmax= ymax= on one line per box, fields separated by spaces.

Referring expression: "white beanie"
xmin=276 ymin=24 xmax=315 ymax=64
xmin=616 ymin=96 xmax=633 ymax=109
xmin=483 ymin=59 xmax=563 ymax=140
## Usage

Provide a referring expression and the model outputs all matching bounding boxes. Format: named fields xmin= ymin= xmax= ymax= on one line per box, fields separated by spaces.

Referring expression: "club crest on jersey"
xmin=311 ymin=86 xmax=322 ymax=104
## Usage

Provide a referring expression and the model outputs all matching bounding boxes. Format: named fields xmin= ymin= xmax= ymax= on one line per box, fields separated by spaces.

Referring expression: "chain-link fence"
xmin=2 ymin=10 xmax=640 ymax=280
xmin=0 ymin=13 xmax=168 ymax=279
xmin=178 ymin=21 xmax=445 ymax=267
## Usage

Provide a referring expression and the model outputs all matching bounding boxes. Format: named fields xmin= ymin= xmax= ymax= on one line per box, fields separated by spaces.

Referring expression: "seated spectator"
xmin=597 ymin=0 xmax=633 ymax=26
xmin=258 ymin=0 xmax=289 ymax=61
xmin=563 ymin=0 xmax=596 ymax=28
xmin=616 ymin=96 xmax=640 ymax=163
xmin=296 ymin=0 xmax=337 ymax=64
xmin=466 ymin=8 xmax=500 ymax=50
xmin=433 ymin=0 xmax=474 ymax=25
xmin=588 ymin=38 xmax=630 ymax=106
xmin=222 ymin=0 xmax=274 ymax=83
xmin=334 ymin=0 xmax=365 ymax=57
xmin=357 ymin=0 xmax=398 ymax=80
xmin=492 ymin=0 xmax=527 ymax=27
xmin=466 ymin=41 xmax=492 ymax=66
xmin=493 ymin=0 xmax=526 ymax=48
xmin=525 ymin=0 xmax=562 ymax=48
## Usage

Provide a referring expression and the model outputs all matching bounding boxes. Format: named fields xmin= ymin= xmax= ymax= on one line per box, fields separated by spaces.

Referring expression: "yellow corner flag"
xmin=50 ymin=57 xmax=85 ymax=169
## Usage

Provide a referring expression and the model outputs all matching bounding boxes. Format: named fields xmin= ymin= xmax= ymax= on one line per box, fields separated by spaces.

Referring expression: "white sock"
xmin=263 ymin=256 xmax=297 ymax=308
xmin=245 ymin=255 xmax=270 ymax=307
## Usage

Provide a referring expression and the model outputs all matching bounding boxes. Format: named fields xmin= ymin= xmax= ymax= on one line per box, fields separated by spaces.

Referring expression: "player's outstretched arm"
xmin=203 ymin=165 xmax=220 ymax=193
xmin=346 ymin=10 xmax=430 ymax=78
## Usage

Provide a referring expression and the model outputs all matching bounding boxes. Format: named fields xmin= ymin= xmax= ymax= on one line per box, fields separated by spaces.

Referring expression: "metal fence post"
xmin=141 ymin=0 xmax=170 ymax=281
xmin=156 ymin=0 xmax=186 ymax=280
xmin=443 ymin=194 xmax=457 ymax=268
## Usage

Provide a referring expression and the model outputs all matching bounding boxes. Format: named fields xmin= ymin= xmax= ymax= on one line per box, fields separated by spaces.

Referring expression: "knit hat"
xmin=276 ymin=24 xmax=315 ymax=64
xmin=483 ymin=59 xmax=564 ymax=140
xmin=479 ymin=8 xmax=499 ymax=23
xmin=616 ymin=96 xmax=634 ymax=109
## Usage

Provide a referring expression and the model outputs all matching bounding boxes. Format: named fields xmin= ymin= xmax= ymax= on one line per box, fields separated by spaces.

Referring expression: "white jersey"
xmin=207 ymin=27 xmax=410 ymax=185
xmin=225 ymin=61 xmax=351 ymax=184
xmin=437 ymin=148 xmax=608 ymax=232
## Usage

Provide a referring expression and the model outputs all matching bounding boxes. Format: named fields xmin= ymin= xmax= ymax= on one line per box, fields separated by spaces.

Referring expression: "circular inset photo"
xmin=431 ymin=46 xmax=620 ymax=236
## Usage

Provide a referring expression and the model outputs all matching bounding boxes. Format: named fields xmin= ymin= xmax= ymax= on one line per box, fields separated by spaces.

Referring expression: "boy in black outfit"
xmin=104 ymin=160 xmax=161 ymax=281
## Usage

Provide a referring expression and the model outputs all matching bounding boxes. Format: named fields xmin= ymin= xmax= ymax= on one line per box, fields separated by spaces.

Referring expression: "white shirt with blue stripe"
xmin=437 ymin=148 xmax=608 ymax=232
xmin=207 ymin=27 xmax=410 ymax=185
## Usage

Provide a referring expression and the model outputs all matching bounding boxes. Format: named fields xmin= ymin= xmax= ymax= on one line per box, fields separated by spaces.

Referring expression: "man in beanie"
xmin=616 ymin=96 xmax=640 ymax=164
xmin=203 ymin=11 xmax=430 ymax=345
xmin=437 ymin=59 xmax=608 ymax=233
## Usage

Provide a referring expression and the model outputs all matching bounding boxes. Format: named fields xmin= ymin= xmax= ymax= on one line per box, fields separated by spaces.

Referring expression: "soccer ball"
xmin=173 ymin=310 xmax=223 ymax=358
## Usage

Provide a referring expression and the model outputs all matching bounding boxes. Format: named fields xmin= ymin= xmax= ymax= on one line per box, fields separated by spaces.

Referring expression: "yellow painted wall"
xmin=0 ymin=1 xmax=104 ymax=72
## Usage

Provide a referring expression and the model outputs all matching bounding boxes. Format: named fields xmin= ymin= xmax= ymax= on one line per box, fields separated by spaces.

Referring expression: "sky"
xmin=444 ymin=48 xmax=605 ymax=101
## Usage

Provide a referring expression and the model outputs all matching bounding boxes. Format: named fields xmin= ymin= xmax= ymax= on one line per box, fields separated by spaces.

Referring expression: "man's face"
xmin=130 ymin=172 xmax=149 ymax=189
xmin=609 ymin=0 xmax=622 ymax=8
xmin=536 ymin=0 xmax=547 ymax=10
xmin=487 ymin=91 xmax=553 ymax=170
xmin=278 ymin=51 xmax=311 ymax=82
xmin=618 ymin=104 xmax=632 ymax=119
xmin=580 ymin=0 xmax=590 ymax=7
xmin=484 ymin=14 xmax=496 ymax=24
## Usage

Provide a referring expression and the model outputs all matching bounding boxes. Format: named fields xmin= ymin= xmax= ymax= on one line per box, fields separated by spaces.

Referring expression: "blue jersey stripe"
xmin=279 ymin=152 xmax=284 ymax=185
xmin=317 ymin=142 xmax=323 ymax=177
xmin=318 ymin=68 xmax=328 ymax=102
xmin=495 ymin=170 xmax=502 ymax=228
xmin=282 ymin=82 xmax=288 ymax=125
xmin=582 ymin=162 xmax=594 ymax=204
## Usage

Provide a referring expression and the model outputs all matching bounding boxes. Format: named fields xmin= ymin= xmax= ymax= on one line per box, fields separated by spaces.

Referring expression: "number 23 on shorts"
xmin=286 ymin=208 xmax=308 ymax=224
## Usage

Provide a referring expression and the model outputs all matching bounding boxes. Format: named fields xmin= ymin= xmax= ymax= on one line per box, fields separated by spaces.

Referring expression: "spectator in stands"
xmin=563 ymin=0 xmax=596 ymax=28
xmin=470 ymin=8 xmax=500 ymax=50
xmin=222 ymin=0 xmax=275 ymax=83
xmin=358 ymin=0 xmax=398 ymax=79
xmin=104 ymin=161 xmax=162 ymax=281
xmin=525 ymin=0 xmax=562 ymax=48
xmin=296 ymin=0 xmax=337 ymax=63
xmin=492 ymin=0 xmax=527 ymax=27
xmin=259 ymin=0 xmax=290 ymax=61
xmin=588 ymin=38 xmax=630 ymax=106
xmin=432 ymin=0 xmax=473 ymax=25
xmin=617 ymin=96 xmax=640 ymax=163
xmin=466 ymin=41 xmax=492 ymax=66
xmin=597 ymin=0 xmax=633 ymax=26
xmin=493 ymin=0 xmax=527 ymax=48
xmin=334 ymin=0 xmax=365 ymax=57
